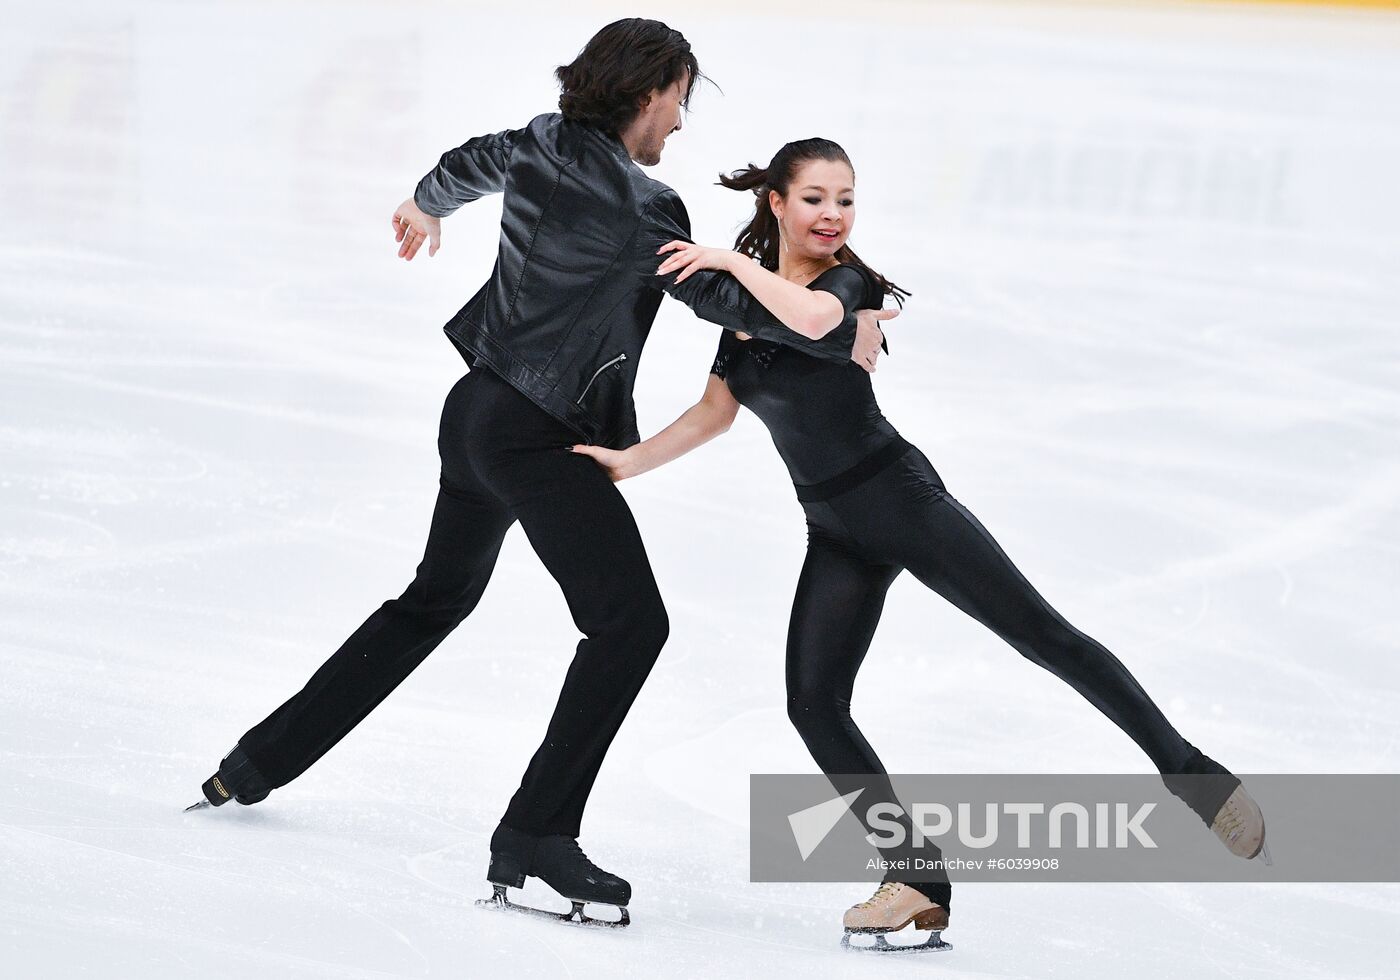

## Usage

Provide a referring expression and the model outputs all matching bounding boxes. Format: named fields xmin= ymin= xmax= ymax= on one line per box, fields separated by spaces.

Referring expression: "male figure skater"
xmin=190 ymin=18 xmax=892 ymax=924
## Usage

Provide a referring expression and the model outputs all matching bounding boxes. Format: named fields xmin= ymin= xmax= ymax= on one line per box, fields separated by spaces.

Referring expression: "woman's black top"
xmin=710 ymin=264 xmax=902 ymax=488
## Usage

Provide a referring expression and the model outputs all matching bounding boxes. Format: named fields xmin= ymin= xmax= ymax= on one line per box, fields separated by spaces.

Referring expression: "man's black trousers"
xmin=239 ymin=367 xmax=669 ymax=837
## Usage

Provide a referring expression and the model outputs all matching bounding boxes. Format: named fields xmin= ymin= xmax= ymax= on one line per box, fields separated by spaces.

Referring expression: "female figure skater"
xmin=571 ymin=138 xmax=1269 ymax=949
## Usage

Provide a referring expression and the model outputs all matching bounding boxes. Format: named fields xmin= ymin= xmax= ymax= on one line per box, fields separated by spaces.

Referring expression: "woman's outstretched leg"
xmin=913 ymin=494 xmax=1196 ymax=772
xmin=868 ymin=466 xmax=1195 ymax=774
xmin=848 ymin=448 xmax=1264 ymax=859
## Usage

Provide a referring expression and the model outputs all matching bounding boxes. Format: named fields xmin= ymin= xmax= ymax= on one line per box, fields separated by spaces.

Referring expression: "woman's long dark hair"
xmin=718 ymin=138 xmax=909 ymax=305
xmin=555 ymin=19 xmax=704 ymax=136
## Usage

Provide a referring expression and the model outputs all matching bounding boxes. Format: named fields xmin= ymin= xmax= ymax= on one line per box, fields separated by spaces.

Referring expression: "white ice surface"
xmin=2 ymin=1 xmax=1399 ymax=977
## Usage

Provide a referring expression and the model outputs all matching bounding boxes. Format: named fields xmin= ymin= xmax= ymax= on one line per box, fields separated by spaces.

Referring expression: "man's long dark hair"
xmin=556 ymin=19 xmax=703 ymax=135
xmin=719 ymin=138 xmax=909 ymax=305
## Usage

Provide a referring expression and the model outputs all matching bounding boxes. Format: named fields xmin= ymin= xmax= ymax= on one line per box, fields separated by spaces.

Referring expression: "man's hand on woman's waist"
xmin=853 ymin=308 xmax=897 ymax=373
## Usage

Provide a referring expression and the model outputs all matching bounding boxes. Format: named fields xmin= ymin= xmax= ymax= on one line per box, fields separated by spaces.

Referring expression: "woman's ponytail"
xmin=717 ymin=164 xmax=782 ymax=269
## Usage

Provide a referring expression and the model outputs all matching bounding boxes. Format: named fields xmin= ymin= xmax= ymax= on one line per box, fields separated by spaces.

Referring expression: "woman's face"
xmin=770 ymin=158 xmax=856 ymax=261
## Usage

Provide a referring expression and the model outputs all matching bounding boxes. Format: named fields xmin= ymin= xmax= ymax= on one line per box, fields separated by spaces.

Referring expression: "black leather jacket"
xmin=414 ymin=113 xmax=860 ymax=449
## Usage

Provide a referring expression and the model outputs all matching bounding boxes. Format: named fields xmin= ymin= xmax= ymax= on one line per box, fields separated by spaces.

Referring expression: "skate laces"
xmin=562 ymin=838 xmax=604 ymax=874
xmin=856 ymin=882 xmax=903 ymax=909
xmin=1213 ymin=797 xmax=1247 ymax=842
xmin=1226 ymin=800 xmax=1248 ymax=840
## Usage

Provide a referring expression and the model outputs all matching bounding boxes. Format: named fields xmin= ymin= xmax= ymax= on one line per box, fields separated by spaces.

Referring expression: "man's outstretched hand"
xmin=392 ymin=198 xmax=441 ymax=260
xmin=852 ymin=307 xmax=898 ymax=373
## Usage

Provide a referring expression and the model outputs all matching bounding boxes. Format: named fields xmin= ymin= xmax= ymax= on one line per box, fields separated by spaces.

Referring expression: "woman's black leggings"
xmin=787 ymin=442 xmax=1197 ymax=907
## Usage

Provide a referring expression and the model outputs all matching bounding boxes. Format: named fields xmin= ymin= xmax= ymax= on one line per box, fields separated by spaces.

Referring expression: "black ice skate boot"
xmin=185 ymin=745 xmax=272 ymax=812
xmin=1163 ymin=747 xmax=1270 ymax=863
xmin=476 ymin=825 xmax=631 ymax=927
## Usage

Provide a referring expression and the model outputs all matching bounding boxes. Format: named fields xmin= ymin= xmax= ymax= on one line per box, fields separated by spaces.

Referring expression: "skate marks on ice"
xmin=2 ymin=801 xmax=433 ymax=977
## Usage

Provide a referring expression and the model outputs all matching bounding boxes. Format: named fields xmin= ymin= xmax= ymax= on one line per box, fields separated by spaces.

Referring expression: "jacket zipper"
xmin=579 ymin=352 xmax=627 ymax=402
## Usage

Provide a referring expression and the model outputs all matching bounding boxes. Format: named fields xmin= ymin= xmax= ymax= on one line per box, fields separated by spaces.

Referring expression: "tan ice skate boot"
xmin=840 ymin=882 xmax=951 ymax=953
xmin=1164 ymin=748 xmax=1272 ymax=864
xmin=1210 ymin=784 xmax=1268 ymax=861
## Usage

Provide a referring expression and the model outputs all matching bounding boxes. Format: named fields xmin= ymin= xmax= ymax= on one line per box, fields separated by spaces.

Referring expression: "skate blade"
xmin=842 ymin=928 xmax=951 ymax=953
xmin=1258 ymin=839 xmax=1274 ymax=867
xmin=183 ymin=799 xmax=212 ymax=812
xmin=476 ymin=883 xmax=630 ymax=929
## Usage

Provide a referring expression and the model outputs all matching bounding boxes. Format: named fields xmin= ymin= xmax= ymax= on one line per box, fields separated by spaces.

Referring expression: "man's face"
xmin=627 ymin=72 xmax=688 ymax=167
